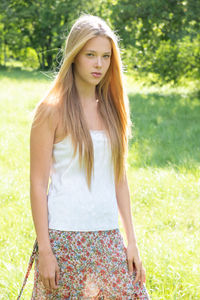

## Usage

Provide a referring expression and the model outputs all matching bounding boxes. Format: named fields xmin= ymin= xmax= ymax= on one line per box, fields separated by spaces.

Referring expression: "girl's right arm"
xmin=30 ymin=107 xmax=60 ymax=290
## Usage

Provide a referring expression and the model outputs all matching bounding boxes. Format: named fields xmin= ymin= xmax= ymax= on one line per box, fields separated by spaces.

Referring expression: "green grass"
xmin=0 ymin=67 xmax=200 ymax=299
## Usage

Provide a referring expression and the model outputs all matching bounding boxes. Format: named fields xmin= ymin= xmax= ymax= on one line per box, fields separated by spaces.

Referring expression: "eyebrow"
xmin=84 ymin=50 xmax=111 ymax=54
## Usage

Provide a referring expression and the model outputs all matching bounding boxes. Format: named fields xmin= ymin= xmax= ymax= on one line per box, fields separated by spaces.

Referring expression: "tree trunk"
xmin=41 ymin=46 xmax=45 ymax=69
xmin=36 ymin=51 xmax=42 ymax=69
xmin=46 ymin=52 xmax=53 ymax=69
xmin=46 ymin=35 xmax=53 ymax=69
xmin=3 ymin=38 xmax=7 ymax=66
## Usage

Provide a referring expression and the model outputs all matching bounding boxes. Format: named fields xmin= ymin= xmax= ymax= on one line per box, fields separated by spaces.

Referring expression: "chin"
xmin=89 ymin=79 xmax=101 ymax=85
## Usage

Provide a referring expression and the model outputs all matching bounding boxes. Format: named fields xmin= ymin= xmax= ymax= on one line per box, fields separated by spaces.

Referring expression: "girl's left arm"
xmin=115 ymin=171 xmax=146 ymax=287
xmin=115 ymin=171 xmax=137 ymax=246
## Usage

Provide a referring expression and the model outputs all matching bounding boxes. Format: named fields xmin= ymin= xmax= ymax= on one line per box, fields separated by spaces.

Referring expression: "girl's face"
xmin=73 ymin=36 xmax=112 ymax=86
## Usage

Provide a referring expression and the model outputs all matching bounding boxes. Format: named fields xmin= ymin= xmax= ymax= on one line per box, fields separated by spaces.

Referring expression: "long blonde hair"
xmin=32 ymin=14 xmax=132 ymax=190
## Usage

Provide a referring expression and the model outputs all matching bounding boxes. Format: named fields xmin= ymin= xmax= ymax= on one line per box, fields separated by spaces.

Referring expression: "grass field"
xmin=0 ymin=67 xmax=200 ymax=299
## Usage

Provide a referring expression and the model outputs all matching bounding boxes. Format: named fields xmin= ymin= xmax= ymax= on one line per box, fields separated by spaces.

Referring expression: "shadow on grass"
xmin=0 ymin=66 xmax=53 ymax=81
xmin=128 ymin=92 xmax=200 ymax=174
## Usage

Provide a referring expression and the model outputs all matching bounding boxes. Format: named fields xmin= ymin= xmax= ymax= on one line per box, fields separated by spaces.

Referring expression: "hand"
xmin=38 ymin=248 xmax=60 ymax=290
xmin=125 ymin=243 xmax=146 ymax=288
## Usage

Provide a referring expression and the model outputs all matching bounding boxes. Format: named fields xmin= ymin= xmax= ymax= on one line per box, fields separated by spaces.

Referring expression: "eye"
xmin=104 ymin=55 xmax=110 ymax=58
xmin=86 ymin=53 xmax=94 ymax=57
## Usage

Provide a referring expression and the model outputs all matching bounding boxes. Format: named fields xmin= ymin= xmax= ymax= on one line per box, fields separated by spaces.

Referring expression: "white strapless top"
xmin=47 ymin=130 xmax=119 ymax=231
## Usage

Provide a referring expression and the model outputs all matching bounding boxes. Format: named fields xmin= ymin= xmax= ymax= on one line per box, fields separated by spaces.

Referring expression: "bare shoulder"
xmin=43 ymin=104 xmax=66 ymax=144
xmin=30 ymin=103 xmax=60 ymax=146
xmin=30 ymin=103 xmax=60 ymax=187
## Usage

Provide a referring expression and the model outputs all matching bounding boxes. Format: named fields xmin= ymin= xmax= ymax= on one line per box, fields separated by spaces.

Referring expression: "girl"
xmin=23 ymin=14 xmax=150 ymax=299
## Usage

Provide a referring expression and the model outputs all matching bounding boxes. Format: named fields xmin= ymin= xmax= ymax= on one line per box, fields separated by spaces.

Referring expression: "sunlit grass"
xmin=0 ymin=67 xmax=200 ymax=299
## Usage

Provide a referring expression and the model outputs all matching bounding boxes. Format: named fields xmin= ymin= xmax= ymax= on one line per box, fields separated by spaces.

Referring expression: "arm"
xmin=115 ymin=171 xmax=137 ymax=246
xmin=115 ymin=171 xmax=146 ymax=287
xmin=30 ymin=107 xmax=60 ymax=290
xmin=30 ymin=111 xmax=56 ymax=253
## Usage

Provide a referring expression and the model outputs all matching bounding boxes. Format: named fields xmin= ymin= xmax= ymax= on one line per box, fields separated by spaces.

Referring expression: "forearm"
xmin=116 ymin=175 xmax=138 ymax=247
xmin=30 ymin=184 xmax=52 ymax=253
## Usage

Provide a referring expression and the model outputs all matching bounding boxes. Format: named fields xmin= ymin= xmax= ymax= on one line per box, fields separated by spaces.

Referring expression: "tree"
xmin=0 ymin=0 xmax=113 ymax=70
xmin=110 ymin=0 xmax=200 ymax=82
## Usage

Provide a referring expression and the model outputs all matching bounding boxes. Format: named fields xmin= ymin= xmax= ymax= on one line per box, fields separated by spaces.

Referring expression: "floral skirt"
xmin=31 ymin=228 xmax=150 ymax=299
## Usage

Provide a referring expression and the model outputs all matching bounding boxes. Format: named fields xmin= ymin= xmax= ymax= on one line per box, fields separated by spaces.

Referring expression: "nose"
xmin=96 ymin=56 xmax=102 ymax=67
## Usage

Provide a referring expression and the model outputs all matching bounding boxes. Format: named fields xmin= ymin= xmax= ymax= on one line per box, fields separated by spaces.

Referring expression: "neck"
xmin=74 ymin=75 xmax=98 ymax=106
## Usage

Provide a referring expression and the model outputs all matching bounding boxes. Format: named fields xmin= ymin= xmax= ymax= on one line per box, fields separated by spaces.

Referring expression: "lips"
xmin=91 ymin=72 xmax=102 ymax=75
xmin=91 ymin=72 xmax=102 ymax=79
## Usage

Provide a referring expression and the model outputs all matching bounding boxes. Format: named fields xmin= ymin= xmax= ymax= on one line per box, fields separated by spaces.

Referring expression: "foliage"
xmin=111 ymin=0 xmax=200 ymax=83
xmin=0 ymin=0 xmax=113 ymax=69
xmin=0 ymin=0 xmax=199 ymax=82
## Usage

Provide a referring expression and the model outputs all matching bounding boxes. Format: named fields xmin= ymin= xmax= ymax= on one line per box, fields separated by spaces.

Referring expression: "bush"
xmin=20 ymin=47 xmax=40 ymax=70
